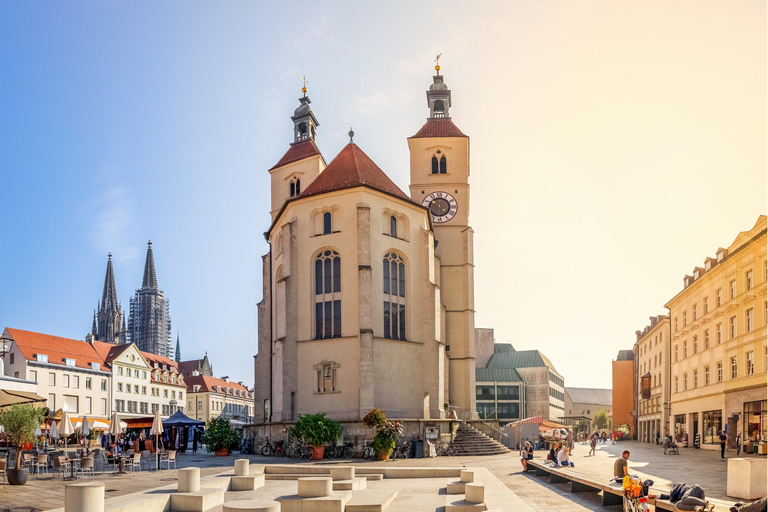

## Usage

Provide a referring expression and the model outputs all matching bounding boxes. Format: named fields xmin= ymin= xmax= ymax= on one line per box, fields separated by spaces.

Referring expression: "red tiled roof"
xmin=270 ymin=139 xmax=322 ymax=170
xmin=6 ymin=328 xmax=110 ymax=372
xmin=410 ymin=117 xmax=467 ymax=138
xmin=142 ymin=352 xmax=180 ymax=375
xmin=185 ymin=374 xmax=251 ymax=396
xmin=300 ymin=143 xmax=410 ymax=200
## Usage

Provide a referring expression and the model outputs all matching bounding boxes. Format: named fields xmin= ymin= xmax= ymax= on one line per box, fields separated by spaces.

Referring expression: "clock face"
xmin=421 ymin=191 xmax=458 ymax=223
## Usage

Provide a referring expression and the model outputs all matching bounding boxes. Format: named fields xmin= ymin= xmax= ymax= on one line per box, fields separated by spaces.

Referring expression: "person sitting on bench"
xmin=614 ymin=450 xmax=630 ymax=482
xmin=648 ymin=482 xmax=713 ymax=512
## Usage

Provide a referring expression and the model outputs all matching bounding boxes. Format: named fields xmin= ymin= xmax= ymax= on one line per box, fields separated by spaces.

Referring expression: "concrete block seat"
xmin=170 ymin=488 xmax=225 ymax=512
xmin=231 ymin=474 xmax=266 ymax=491
xmin=277 ymin=490 xmax=352 ymax=512
xmin=345 ymin=489 xmax=399 ymax=512
xmin=446 ymin=481 xmax=468 ymax=494
xmin=223 ymin=501 xmax=280 ymax=512
xmin=332 ymin=477 xmax=367 ymax=491
xmin=444 ymin=500 xmax=487 ymax=512
xmin=267 ymin=472 xmax=384 ymax=481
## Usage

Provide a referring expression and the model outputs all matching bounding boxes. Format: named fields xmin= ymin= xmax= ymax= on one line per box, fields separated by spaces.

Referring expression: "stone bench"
xmin=345 ymin=489 xmax=398 ymax=512
xmin=222 ymin=502 xmax=280 ymax=512
xmin=528 ymin=460 xmax=625 ymax=506
xmin=266 ymin=472 xmax=383 ymax=481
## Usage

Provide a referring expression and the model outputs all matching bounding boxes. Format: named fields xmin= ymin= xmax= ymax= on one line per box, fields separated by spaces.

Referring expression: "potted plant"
xmin=363 ymin=408 xmax=403 ymax=461
xmin=0 ymin=404 xmax=45 ymax=485
xmin=200 ymin=417 xmax=239 ymax=456
xmin=290 ymin=413 xmax=342 ymax=460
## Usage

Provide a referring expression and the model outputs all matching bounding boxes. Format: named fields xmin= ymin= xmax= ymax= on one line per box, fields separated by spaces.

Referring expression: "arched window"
xmin=298 ymin=122 xmax=308 ymax=139
xmin=383 ymin=252 xmax=406 ymax=340
xmin=439 ymin=156 xmax=447 ymax=174
xmin=314 ymin=250 xmax=341 ymax=339
xmin=323 ymin=212 xmax=332 ymax=234
xmin=290 ymin=177 xmax=301 ymax=197
xmin=431 ymin=156 xmax=438 ymax=174
xmin=434 ymin=100 xmax=445 ymax=115
xmin=390 ymin=216 xmax=397 ymax=238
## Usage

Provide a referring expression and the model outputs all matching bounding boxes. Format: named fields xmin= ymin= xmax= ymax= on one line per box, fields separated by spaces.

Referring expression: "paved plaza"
xmin=0 ymin=440 xmax=761 ymax=511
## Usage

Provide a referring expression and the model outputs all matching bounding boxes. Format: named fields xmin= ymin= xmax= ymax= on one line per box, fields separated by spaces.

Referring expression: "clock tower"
xmin=408 ymin=64 xmax=476 ymax=414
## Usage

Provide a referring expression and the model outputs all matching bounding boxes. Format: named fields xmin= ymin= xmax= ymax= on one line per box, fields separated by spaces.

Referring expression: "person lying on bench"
xmin=648 ymin=482 xmax=714 ymax=512
xmin=729 ymin=497 xmax=767 ymax=512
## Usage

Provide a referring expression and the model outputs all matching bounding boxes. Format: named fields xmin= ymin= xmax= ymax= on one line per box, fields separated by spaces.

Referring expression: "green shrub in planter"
xmin=289 ymin=413 xmax=342 ymax=447
xmin=0 ymin=404 xmax=45 ymax=473
xmin=200 ymin=417 xmax=240 ymax=453
xmin=363 ymin=408 xmax=403 ymax=459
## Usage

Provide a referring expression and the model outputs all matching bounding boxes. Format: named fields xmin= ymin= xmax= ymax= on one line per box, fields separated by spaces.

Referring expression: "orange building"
xmin=612 ymin=350 xmax=635 ymax=436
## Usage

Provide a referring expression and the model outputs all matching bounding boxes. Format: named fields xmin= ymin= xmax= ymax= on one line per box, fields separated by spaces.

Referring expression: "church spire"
xmin=101 ymin=253 xmax=118 ymax=310
xmin=291 ymin=77 xmax=319 ymax=143
xmin=426 ymin=56 xmax=452 ymax=118
xmin=141 ymin=240 xmax=158 ymax=289
xmin=92 ymin=311 xmax=97 ymax=336
xmin=175 ymin=332 xmax=181 ymax=363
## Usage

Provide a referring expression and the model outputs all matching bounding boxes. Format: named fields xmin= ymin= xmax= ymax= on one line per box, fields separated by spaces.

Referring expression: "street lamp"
xmin=0 ymin=333 xmax=14 ymax=375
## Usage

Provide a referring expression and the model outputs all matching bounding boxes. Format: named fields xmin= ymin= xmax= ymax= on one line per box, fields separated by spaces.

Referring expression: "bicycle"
xmin=327 ymin=441 xmax=354 ymax=459
xmin=623 ymin=494 xmax=649 ymax=512
xmin=284 ymin=437 xmax=300 ymax=458
xmin=362 ymin=441 xmax=374 ymax=460
xmin=260 ymin=437 xmax=286 ymax=457
xmin=292 ymin=441 xmax=314 ymax=460
xmin=240 ymin=438 xmax=254 ymax=455
xmin=436 ymin=440 xmax=455 ymax=456
xmin=392 ymin=439 xmax=411 ymax=459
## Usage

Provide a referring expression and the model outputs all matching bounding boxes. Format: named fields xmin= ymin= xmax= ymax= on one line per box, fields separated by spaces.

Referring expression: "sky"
xmin=0 ymin=1 xmax=765 ymax=390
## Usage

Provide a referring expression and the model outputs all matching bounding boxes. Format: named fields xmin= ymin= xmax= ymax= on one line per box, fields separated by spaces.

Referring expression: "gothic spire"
xmin=175 ymin=332 xmax=181 ymax=363
xmin=92 ymin=311 xmax=97 ymax=335
xmin=142 ymin=240 xmax=158 ymax=289
xmin=101 ymin=253 xmax=118 ymax=309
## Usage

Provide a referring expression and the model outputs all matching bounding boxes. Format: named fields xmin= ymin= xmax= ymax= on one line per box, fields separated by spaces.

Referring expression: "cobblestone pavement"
xmin=0 ymin=440 xmax=760 ymax=511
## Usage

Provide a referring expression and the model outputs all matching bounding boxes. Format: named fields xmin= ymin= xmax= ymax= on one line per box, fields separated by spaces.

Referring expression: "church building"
xmin=254 ymin=65 xmax=477 ymax=423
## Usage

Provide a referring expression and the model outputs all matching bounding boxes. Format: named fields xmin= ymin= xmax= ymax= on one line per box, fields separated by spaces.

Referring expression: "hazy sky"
xmin=1 ymin=1 xmax=765 ymax=390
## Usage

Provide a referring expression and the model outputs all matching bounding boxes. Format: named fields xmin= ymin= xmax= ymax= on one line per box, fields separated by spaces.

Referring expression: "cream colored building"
xmin=3 ymin=328 xmax=111 ymax=421
xmin=254 ymin=68 xmax=478 ymax=422
xmin=92 ymin=340 xmax=187 ymax=418
xmin=633 ymin=315 xmax=670 ymax=443
xmin=666 ymin=216 xmax=767 ymax=450
xmin=185 ymin=374 xmax=253 ymax=424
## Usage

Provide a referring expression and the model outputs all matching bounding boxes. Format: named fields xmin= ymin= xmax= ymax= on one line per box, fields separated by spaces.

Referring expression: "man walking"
xmin=719 ymin=430 xmax=727 ymax=458
xmin=736 ymin=432 xmax=742 ymax=456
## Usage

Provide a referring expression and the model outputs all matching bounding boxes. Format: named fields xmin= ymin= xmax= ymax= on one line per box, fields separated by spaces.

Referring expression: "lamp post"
xmin=0 ymin=333 xmax=14 ymax=376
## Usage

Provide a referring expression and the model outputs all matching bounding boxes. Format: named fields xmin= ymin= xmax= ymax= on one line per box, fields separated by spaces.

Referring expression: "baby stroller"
xmin=668 ymin=440 xmax=680 ymax=455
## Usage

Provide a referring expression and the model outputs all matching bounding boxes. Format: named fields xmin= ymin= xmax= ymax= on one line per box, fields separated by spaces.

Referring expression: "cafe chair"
xmin=35 ymin=453 xmax=48 ymax=475
xmin=0 ymin=458 xmax=6 ymax=490
xmin=53 ymin=456 xmax=70 ymax=480
xmin=76 ymin=456 xmax=94 ymax=480
xmin=160 ymin=450 xmax=177 ymax=470
xmin=128 ymin=453 xmax=142 ymax=473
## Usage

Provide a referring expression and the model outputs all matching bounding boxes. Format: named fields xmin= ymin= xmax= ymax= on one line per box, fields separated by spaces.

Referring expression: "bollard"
xmin=465 ymin=483 xmax=485 ymax=503
xmin=460 ymin=470 xmax=474 ymax=483
xmin=65 ymin=481 xmax=105 ymax=512
xmin=297 ymin=477 xmax=333 ymax=497
xmin=234 ymin=459 xmax=250 ymax=476
xmin=178 ymin=467 xmax=201 ymax=493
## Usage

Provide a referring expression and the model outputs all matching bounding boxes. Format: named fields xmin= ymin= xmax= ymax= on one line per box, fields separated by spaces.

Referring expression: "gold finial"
xmin=300 ymin=75 xmax=308 ymax=95
xmin=434 ymin=53 xmax=442 ymax=74
xmin=348 ymin=127 xmax=355 ymax=143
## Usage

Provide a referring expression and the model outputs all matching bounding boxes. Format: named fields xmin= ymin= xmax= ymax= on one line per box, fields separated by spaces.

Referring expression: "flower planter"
xmin=7 ymin=468 xmax=28 ymax=485
xmin=310 ymin=445 xmax=325 ymax=460
xmin=215 ymin=448 xmax=231 ymax=457
xmin=376 ymin=451 xmax=390 ymax=461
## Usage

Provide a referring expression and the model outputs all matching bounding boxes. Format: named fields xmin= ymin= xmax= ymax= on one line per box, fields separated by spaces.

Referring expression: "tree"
xmin=592 ymin=410 xmax=608 ymax=430
xmin=0 ymin=404 xmax=45 ymax=470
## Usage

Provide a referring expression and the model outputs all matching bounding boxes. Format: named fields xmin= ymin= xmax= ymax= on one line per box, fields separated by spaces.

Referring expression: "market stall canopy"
xmin=162 ymin=410 xmax=205 ymax=427
xmin=0 ymin=389 xmax=46 ymax=409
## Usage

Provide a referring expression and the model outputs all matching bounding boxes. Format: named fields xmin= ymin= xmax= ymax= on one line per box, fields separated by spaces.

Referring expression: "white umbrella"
xmin=50 ymin=421 xmax=59 ymax=439
xmin=151 ymin=409 xmax=164 ymax=471
xmin=108 ymin=413 xmax=122 ymax=437
xmin=81 ymin=416 xmax=90 ymax=437
xmin=60 ymin=410 xmax=75 ymax=454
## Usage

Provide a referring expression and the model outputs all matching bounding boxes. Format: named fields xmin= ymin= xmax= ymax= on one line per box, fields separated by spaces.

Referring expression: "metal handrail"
xmin=448 ymin=406 xmax=509 ymax=442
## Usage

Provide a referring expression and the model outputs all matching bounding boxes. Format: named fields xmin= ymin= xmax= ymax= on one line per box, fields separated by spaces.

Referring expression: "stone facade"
xmin=633 ymin=315 xmax=670 ymax=443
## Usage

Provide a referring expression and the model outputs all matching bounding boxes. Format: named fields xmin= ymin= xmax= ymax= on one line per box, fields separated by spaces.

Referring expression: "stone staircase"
xmin=449 ymin=423 xmax=512 ymax=456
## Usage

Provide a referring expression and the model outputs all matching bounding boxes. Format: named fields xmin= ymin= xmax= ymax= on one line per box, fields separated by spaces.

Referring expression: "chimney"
xmin=192 ymin=370 xmax=200 ymax=376
xmin=221 ymin=376 xmax=229 ymax=382
xmin=85 ymin=333 xmax=94 ymax=345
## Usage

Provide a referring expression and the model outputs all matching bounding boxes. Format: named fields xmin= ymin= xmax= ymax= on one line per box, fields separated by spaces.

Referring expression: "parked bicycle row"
xmin=254 ymin=436 xmax=446 ymax=459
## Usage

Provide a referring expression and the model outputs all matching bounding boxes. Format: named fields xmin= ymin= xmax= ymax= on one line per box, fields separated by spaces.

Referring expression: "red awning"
xmin=519 ymin=416 xmax=544 ymax=424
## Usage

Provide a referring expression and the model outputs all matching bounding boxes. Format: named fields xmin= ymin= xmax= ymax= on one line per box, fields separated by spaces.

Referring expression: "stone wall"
xmin=244 ymin=418 xmax=458 ymax=455
xmin=474 ymin=328 xmax=495 ymax=369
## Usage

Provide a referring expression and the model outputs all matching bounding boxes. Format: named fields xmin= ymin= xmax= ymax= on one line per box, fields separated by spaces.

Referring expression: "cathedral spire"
xmin=101 ymin=253 xmax=118 ymax=310
xmin=142 ymin=240 xmax=158 ymax=289
xmin=92 ymin=311 xmax=97 ymax=336
xmin=175 ymin=332 xmax=181 ymax=363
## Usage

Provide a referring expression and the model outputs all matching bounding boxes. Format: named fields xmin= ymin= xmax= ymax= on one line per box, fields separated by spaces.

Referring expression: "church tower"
xmin=267 ymin=82 xmax=327 ymax=221
xmin=408 ymin=61 xmax=476 ymax=413
xmin=128 ymin=241 xmax=172 ymax=357
xmin=93 ymin=253 xmax=125 ymax=344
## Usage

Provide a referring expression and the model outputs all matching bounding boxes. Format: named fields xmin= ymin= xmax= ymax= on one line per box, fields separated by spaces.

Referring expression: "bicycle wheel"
xmin=303 ymin=446 xmax=314 ymax=460
xmin=343 ymin=446 xmax=354 ymax=459
xmin=326 ymin=446 xmax=337 ymax=459
xmin=260 ymin=445 xmax=271 ymax=457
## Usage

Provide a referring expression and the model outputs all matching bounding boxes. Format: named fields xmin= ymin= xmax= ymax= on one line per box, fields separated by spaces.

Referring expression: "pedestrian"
xmin=656 ymin=430 xmax=661 ymax=445
xmin=589 ymin=434 xmax=596 ymax=456
xmin=663 ymin=434 xmax=671 ymax=455
xmin=192 ymin=428 xmax=198 ymax=454
xmin=736 ymin=432 xmax=742 ymax=456
xmin=719 ymin=430 xmax=727 ymax=458
xmin=566 ymin=430 xmax=573 ymax=455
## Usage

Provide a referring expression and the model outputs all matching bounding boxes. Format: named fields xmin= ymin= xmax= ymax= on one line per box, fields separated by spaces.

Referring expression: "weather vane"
xmin=434 ymin=53 xmax=442 ymax=74
xmin=300 ymin=75 xmax=308 ymax=96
